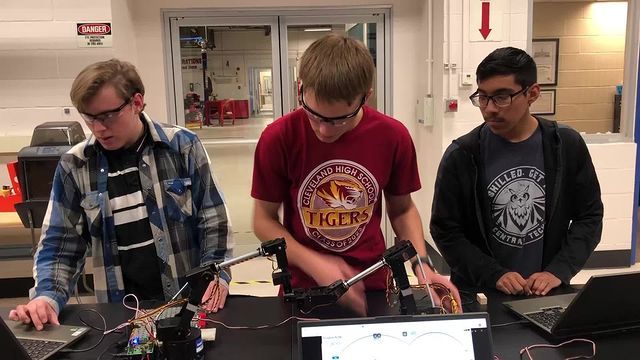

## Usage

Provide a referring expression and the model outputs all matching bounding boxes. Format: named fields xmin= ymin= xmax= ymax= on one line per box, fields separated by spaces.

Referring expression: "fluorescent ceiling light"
xmin=304 ymin=27 xmax=332 ymax=32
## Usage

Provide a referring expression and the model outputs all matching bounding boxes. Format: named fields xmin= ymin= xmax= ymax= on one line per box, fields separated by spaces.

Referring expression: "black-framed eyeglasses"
xmin=80 ymin=96 xmax=132 ymax=125
xmin=469 ymin=86 xmax=529 ymax=108
xmin=299 ymin=85 xmax=366 ymax=126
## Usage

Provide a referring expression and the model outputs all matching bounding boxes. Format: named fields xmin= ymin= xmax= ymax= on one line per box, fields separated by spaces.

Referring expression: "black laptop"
xmin=298 ymin=312 xmax=494 ymax=359
xmin=0 ymin=316 xmax=89 ymax=360
xmin=503 ymin=271 xmax=640 ymax=338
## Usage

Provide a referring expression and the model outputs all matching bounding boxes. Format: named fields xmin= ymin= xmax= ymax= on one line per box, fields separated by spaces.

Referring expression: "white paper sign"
xmin=77 ymin=22 xmax=112 ymax=48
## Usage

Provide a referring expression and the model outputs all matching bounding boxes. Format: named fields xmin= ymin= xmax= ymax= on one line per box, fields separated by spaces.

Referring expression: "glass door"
xmin=279 ymin=14 xmax=387 ymax=115
xmin=168 ymin=16 xmax=281 ymax=142
xmin=279 ymin=13 xmax=392 ymax=243
xmin=165 ymin=9 xmax=391 ymax=252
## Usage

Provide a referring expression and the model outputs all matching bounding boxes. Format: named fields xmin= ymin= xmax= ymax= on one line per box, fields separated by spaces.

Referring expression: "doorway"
xmin=255 ymin=68 xmax=273 ymax=114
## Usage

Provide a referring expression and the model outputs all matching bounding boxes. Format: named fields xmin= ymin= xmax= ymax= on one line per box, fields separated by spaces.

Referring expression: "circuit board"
xmin=124 ymin=306 xmax=201 ymax=358
xmin=125 ymin=324 xmax=156 ymax=358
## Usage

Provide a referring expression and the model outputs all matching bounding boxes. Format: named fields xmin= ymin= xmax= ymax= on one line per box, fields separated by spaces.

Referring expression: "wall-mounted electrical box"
xmin=416 ymin=96 xmax=434 ymax=127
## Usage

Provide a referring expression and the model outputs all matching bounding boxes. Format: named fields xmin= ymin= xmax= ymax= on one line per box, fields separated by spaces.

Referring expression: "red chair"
xmin=218 ymin=99 xmax=236 ymax=126
xmin=204 ymin=100 xmax=220 ymax=126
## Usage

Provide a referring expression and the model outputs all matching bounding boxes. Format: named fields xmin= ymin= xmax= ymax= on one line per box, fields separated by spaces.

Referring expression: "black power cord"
xmin=58 ymin=309 xmax=107 ymax=354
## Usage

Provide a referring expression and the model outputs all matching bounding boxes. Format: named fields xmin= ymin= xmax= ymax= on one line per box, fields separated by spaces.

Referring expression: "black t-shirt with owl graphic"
xmin=481 ymin=126 xmax=545 ymax=279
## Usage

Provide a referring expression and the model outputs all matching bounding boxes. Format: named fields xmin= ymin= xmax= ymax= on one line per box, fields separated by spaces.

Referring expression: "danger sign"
xmin=77 ymin=22 xmax=112 ymax=48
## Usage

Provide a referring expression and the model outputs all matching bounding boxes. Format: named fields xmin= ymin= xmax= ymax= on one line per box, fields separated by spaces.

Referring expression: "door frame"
xmin=277 ymin=11 xmax=389 ymax=115
xmin=164 ymin=14 xmax=282 ymax=127
xmin=163 ymin=7 xmax=392 ymax=127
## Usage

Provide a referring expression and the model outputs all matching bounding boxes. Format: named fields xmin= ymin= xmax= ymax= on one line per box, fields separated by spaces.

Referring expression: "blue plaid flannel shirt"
xmin=30 ymin=113 xmax=233 ymax=313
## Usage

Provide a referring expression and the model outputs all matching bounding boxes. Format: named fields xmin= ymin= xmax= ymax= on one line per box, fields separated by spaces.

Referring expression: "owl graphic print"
xmin=488 ymin=166 xmax=545 ymax=248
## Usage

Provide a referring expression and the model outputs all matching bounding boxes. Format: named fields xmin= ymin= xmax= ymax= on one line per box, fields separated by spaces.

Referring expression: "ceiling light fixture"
xmin=303 ymin=27 xmax=332 ymax=32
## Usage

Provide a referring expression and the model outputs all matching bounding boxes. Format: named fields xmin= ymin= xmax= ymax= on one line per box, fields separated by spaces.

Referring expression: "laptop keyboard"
xmin=527 ymin=306 xmax=565 ymax=329
xmin=19 ymin=338 xmax=65 ymax=360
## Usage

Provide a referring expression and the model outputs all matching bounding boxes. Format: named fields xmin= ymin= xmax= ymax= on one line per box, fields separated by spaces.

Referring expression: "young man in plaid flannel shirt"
xmin=9 ymin=59 xmax=233 ymax=330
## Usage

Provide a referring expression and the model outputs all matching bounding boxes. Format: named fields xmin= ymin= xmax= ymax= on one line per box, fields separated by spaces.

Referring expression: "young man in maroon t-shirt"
xmin=251 ymin=34 xmax=460 ymax=315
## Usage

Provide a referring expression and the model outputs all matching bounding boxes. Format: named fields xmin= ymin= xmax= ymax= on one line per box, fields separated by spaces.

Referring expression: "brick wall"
xmin=533 ymin=2 xmax=627 ymax=133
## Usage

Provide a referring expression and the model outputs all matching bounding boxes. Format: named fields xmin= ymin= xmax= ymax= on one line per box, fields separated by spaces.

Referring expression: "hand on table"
xmin=525 ymin=272 xmax=561 ymax=296
xmin=201 ymin=279 xmax=229 ymax=313
xmin=496 ymin=272 xmax=528 ymax=295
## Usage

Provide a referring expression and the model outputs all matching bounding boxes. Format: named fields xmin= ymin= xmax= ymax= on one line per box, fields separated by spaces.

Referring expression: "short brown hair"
xmin=70 ymin=58 xmax=145 ymax=113
xmin=298 ymin=33 xmax=374 ymax=104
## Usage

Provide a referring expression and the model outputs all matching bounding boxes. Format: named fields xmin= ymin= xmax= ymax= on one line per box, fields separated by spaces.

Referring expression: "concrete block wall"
xmin=0 ymin=0 xmax=140 ymax=140
xmin=588 ymin=142 xmax=637 ymax=253
xmin=533 ymin=2 xmax=627 ymax=134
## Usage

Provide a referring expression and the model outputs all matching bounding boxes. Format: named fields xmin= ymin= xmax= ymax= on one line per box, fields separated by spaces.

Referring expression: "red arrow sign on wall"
xmin=479 ymin=2 xmax=492 ymax=39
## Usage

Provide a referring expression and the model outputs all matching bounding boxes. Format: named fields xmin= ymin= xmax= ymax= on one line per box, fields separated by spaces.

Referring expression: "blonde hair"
xmin=299 ymin=33 xmax=374 ymax=105
xmin=70 ymin=58 xmax=145 ymax=113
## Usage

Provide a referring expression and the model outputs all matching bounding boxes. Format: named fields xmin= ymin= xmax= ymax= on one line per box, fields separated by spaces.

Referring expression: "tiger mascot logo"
xmin=316 ymin=179 xmax=364 ymax=210
xmin=298 ymin=160 xmax=379 ymax=251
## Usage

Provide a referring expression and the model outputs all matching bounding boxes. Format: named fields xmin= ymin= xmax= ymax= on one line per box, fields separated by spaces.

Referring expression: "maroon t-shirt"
xmin=251 ymin=106 xmax=421 ymax=290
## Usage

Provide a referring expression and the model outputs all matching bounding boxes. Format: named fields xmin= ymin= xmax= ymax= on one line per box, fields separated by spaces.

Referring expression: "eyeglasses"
xmin=299 ymin=85 xmax=366 ymax=127
xmin=469 ymin=86 xmax=529 ymax=108
xmin=80 ymin=97 xmax=132 ymax=125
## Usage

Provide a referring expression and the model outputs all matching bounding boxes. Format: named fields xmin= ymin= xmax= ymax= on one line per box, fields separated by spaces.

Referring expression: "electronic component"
xmin=411 ymin=287 xmax=441 ymax=315
xmin=125 ymin=325 xmax=156 ymax=359
xmin=289 ymin=240 xmax=420 ymax=315
xmin=200 ymin=328 xmax=216 ymax=342
xmin=477 ymin=292 xmax=488 ymax=305
xmin=156 ymin=238 xmax=291 ymax=360
xmin=122 ymin=306 xmax=202 ymax=360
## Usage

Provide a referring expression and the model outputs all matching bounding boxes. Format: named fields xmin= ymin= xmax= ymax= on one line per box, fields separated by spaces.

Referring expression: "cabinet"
xmin=232 ymin=99 xmax=249 ymax=119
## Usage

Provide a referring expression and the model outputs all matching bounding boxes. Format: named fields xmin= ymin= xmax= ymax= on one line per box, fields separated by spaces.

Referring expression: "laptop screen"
xmin=298 ymin=313 xmax=493 ymax=360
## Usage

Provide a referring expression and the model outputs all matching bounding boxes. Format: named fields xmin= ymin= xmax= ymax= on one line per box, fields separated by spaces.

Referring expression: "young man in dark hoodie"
xmin=431 ymin=47 xmax=603 ymax=297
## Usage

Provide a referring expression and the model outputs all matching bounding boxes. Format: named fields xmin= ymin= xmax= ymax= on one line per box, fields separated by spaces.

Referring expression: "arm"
xmin=385 ymin=194 xmax=427 ymax=267
xmin=430 ymin=145 xmax=508 ymax=289
xmin=188 ymin=139 xmax=232 ymax=284
xmin=253 ymin=199 xmax=314 ymax=269
xmin=11 ymin=162 xmax=88 ymax=328
xmin=249 ymin=124 xmax=334 ymax=279
xmin=188 ymin=139 xmax=232 ymax=312
xmin=544 ymin=134 xmax=603 ymax=284
xmin=253 ymin=199 xmax=353 ymax=277
xmin=385 ymin=194 xmax=461 ymax=309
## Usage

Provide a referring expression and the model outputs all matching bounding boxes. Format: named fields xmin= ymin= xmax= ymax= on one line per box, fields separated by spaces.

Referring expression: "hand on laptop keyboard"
xmin=9 ymin=298 xmax=60 ymax=331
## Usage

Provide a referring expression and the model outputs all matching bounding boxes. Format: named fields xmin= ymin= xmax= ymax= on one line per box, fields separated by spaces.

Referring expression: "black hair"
xmin=476 ymin=47 xmax=537 ymax=87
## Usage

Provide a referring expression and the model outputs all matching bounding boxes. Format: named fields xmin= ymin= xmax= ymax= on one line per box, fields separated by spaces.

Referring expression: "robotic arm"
xmin=156 ymin=238 xmax=291 ymax=357
xmin=287 ymin=240 xmax=419 ymax=315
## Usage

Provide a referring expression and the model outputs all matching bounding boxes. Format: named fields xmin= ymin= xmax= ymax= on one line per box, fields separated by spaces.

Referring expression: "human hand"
xmin=525 ymin=272 xmax=561 ymax=296
xmin=424 ymin=272 xmax=463 ymax=313
xmin=9 ymin=298 xmax=59 ymax=331
xmin=200 ymin=279 xmax=229 ymax=313
xmin=496 ymin=272 xmax=528 ymax=295
xmin=310 ymin=253 xmax=367 ymax=316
